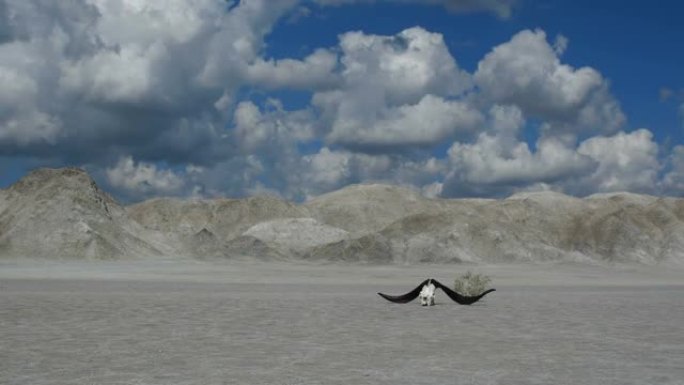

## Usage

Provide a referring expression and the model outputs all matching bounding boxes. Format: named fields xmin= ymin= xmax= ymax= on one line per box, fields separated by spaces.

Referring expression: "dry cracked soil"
xmin=1 ymin=261 xmax=683 ymax=385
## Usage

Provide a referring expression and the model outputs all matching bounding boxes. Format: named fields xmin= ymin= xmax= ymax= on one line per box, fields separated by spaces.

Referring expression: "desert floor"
xmin=1 ymin=260 xmax=683 ymax=385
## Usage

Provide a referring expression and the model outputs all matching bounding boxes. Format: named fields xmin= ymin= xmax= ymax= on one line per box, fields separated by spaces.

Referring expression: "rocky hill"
xmin=0 ymin=168 xmax=171 ymax=259
xmin=303 ymin=184 xmax=443 ymax=237
xmin=2 ymin=167 xmax=684 ymax=264
xmin=126 ymin=196 xmax=310 ymax=258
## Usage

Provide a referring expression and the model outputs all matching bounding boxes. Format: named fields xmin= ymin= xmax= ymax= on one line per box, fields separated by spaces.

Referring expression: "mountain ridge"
xmin=2 ymin=167 xmax=684 ymax=265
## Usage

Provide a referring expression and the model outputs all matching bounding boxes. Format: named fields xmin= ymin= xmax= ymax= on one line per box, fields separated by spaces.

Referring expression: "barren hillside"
xmin=2 ymin=167 xmax=684 ymax=264
xmin=0 ymin=168 xmax=170 ymax=259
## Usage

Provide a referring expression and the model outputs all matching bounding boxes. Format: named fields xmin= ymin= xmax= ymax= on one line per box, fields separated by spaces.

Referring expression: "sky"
xmin=1 ymin=0 xmax=683 ymax=202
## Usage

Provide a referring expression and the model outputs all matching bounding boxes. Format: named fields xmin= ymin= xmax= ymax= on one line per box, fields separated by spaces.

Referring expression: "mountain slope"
xmin=2 ymin=168 xmax=684 ymax=264
xmin=304 ymin=184 xmax=445 ymax=237
xmin=303 ymin=189 xmax=684 ymax=264
xmin=0 ymin=168 xmax=167 ymax=259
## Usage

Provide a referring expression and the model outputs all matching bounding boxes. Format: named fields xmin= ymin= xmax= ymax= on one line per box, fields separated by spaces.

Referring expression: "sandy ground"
xmin=1 ymin=260 xmax=683 ymax=385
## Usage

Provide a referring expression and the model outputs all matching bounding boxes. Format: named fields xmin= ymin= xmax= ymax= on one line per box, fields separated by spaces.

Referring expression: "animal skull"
xmin=377 ymin=278 xmax=496 ymax=305
xmin=419 ymin=280 xmax=436 ymax=306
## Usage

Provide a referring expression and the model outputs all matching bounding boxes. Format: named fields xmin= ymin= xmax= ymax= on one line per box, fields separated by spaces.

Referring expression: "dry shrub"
xmin=453 ymin=270 xmax=492 ymax=296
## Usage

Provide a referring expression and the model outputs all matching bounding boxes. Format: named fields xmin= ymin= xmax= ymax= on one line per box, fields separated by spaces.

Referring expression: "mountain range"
xmin=2 ymin=167 xmax=683 ymax=264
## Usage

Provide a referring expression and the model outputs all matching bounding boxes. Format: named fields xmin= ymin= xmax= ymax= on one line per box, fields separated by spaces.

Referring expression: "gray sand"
xmin=1 ymin=261 xmax=683 ymax=385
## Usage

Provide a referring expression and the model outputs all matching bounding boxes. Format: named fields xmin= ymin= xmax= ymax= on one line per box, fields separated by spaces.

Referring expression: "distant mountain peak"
xmin=0 ymin=167 xmax=164 ymax=259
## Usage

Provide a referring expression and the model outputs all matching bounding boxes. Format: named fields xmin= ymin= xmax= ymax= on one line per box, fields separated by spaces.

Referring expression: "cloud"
xmin=0 ymin=65 xmax=61 ymax=145
xmin=442 ymin=105 xmax=597 ymax=197
xmin=442 ymin=102 xmax=660 ymax=197
xmin=662 ymin=145 xmax=684 ymax=194
xmin=295 ymin=147 xmax=443 ymax=199
xmin=0 ymin=0 xmax=300 ymax=164
xmin=552 ymin=34 xmax=568 ymax=55
xmin=105 ymin=156 xmax=189 ymax=198
xmin=449 ymin=135 xmax=596 ymax=185
xmin=0 ymin=1 xmax=676 ymax=202
xmin=443 ymin=127 xmax=661 ymax=198
xmin=189 ymin=25 xmax=477 ymax=199
xmin=575 ymin=129 xmax=660 ymax=194
xmin=421 ymin=181 xmax=444 ymax=198
xmin=233 ymin=99 xmax=316 ymax=152
xmin=0 ymin=0 xmax=11 ymax=43
xmin=313 ymin=27 xmax=478 ymax=150
xmin=337 ymin=27 xmax=472 ymax=104
xmin=325 ymin=94 xmax=482 ymax=149
xmin=474 ymin=29 xmax=625 ymax=136
xmin=313 ymin=0 xmax=516 ymax=18
xmin=195 ymin=95 xmax=448 ymax=201
xmin=299 ymin=147 xmax=358 ymax=194
xmin=246 ymin=48 xmax=340 ymax=91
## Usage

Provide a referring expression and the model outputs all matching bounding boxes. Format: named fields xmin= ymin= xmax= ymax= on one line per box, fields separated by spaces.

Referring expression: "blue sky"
xmin=1 ymin=0 xmax=683 ymax=201
xmin=265 ymin=0 xmax=683 ymax=141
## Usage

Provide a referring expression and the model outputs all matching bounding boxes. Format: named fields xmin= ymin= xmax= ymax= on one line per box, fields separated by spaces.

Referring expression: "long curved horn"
xmin=377 ymin=279 xmax=431 ymax=304
xmin=432 ymin=279 xmax=495 ymax=305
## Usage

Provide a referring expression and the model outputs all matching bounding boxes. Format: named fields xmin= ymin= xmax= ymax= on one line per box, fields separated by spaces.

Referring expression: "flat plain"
xmin=1 ymin=261 xmax=683 ymax=385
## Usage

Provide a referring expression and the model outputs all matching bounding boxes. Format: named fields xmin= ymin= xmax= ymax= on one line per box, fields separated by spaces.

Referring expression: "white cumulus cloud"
xmin=314 ymin=27 xmax=477 ymax=150
xmin=475 ymin=29 xmax=625 ymax=136
xmin=576 ymin=129 xmax=660 ymax=194
xmin=443 ymin=105 xmax=597 ymax=196
xmin=0 ymin=1 xmax=677 ymax=202
xmin=246 ymin=48 xmax=340 ymax=91
xmin=662 ymin=145 xmax=684 ymax=194
xmin=0 ymin=0 xmax=300 ymax=162
xmin=106 ymin=156 xmax=188 ymax=197
xmin=326 ymin=94 xmax=482 ymax=148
